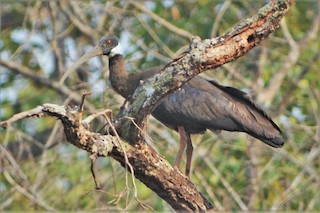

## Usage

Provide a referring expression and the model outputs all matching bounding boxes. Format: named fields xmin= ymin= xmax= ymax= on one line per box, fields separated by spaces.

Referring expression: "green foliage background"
xmin=0 ymin=0 xmax=319 ymax=211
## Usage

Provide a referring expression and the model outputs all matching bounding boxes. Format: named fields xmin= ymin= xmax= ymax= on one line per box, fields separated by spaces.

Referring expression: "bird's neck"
xmin=108 ymin=54 xmax=134 ymax=99
xmin=108 ymin=54 xmax=161 ymax=99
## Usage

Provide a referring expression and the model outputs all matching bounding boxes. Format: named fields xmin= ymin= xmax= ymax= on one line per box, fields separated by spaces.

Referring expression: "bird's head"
xmin=60 ymin=35 xmax=122 ymax=84
xmin=98 ymin=35 xmax=122 ymax=57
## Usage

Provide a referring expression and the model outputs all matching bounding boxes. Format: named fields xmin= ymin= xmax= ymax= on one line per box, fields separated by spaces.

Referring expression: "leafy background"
xmin=0 ymin=0 xmax=319 ymax=211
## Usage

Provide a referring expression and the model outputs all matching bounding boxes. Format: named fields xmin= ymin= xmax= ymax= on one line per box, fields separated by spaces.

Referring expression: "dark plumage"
xmin=70 ymin=35 xmax=284 ymax=177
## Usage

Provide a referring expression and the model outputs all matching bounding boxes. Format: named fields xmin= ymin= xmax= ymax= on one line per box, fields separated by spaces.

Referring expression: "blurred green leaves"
xmin=0 ymin=0 xmax=319 ymax=211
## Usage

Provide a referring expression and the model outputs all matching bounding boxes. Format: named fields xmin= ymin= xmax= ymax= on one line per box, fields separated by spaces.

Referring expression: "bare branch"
xmin=129 ymin=0 xmax=194 ymax=40
xmin=0 ymin=59 xmax=99 ymax=113
xmin=0 ymin=145 xmax=54 ymax=210
xmin=58 ymin=1 xmax=97 ymax=40
xmin=204 ymin=156 xmax=248 ymax=210
xmin=0 ymin=106 xmax=44 ymax=128
xmin=271 ymin=144 xmax=320 ymax=210
xmin=210 ymin=0 xmax=231 ymax=38
xmin=277 ymin=51 xmax=320 ymax=113
xmin=135 ymin=15 xmax=175 ymax=58
xmin=258 ymin=12 xmax=319 ymax=105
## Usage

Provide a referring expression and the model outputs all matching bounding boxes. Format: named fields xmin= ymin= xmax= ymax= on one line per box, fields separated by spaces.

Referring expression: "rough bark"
xmin=0 ymin=103 xmax=212 ymax=211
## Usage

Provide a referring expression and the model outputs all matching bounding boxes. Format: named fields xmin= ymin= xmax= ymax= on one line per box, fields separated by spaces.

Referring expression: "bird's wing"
xmin=207 ymin=79 xmax=281 ymax=132
xmin=154 ymin=77 xmax=284 ymax=147
xmin=154 ymin=77 xmax=242 ymax=133
xmin=178 ymin=78 xmax=243 ymax=128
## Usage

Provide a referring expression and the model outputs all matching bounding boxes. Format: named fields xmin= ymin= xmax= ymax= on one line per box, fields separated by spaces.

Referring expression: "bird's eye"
xmin=105 ymin=39 xmax=112 ymax=45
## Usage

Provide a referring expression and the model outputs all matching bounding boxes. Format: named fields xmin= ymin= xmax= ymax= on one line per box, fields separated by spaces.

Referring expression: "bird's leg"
xmin=174 ymin=126 xmax=187 ymax=172
xmin=185 ymin=133 xmax=193 ymax=177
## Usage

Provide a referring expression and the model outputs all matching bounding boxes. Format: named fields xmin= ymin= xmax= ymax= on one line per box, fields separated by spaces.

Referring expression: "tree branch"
xmin=258 ymin=12 xmax=319 ymax=105
xmin=129 ymin=0 xmax=194 ymax=41
xmin=0 ymin=103 xmax=212 ymax=211
xmin=0 ymin=59 xmax=99 ymax=113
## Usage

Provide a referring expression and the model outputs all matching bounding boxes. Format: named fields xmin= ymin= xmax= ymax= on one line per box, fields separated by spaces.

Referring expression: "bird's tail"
xmin=249 ymin=131 xmax=284 ymax=148
xmin=209 ymin=80 xmax=285 ymax=148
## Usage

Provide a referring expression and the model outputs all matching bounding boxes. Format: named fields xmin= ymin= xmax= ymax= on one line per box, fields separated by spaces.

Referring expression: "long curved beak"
xmin=59 ymin=45 xmax=103 ymax=85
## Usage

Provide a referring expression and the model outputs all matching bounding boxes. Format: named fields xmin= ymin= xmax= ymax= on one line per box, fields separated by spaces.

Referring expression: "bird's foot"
xmin=173 ymin=165 xmax=182 ymax=173
xmin=173 ymin=165 xmax=190 ymax=179
xmin=185 ymin=169 xmax=191 ymax=179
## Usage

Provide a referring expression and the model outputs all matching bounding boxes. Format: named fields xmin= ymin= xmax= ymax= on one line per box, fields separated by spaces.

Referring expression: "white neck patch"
xmin=110 ymin=43 xmax=123 ymax=57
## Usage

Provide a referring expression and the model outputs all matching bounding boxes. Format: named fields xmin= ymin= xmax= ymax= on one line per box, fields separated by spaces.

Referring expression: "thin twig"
xmin=123 ymin=22 xmax=172 ymax=63
xmin=0 ymin=106 xmax=44 ymax=128
xmin=203 ymin=156 xmax=248 ymax=210
xmin=2 ymin=170 xmax=55 ymax=210
xmin=193 ymin=169 xmax=225 ymax=210
xmin=129 ymin=0 xmax=194 ymax=40
xmin=90 ymin=154 xmax=101 ymax=189
xmin=124 ymin=116 xmax=155 ymax=144
xmin=59 ymin=1 xmax=97 ymax=40
xmin=136 ymin=15 xmax=175 ymax=58
xmin=1 ymin=145 xmax=54 ymax=210
xmin=277 ymin=51 xmax=320 ymax=113
xmin=271 ymin=144 xmax=320 ymax=210
xmin=104 ymin=114 xmax=139 ymax=205
xmin=259 ymin=14 xmax=319 ymax=105
xmin=83 ymin=108 xmax=112 ymax=125
xmin=211 ymin=0 xmax=231 ymax=37
xmin=0 ymin=59 xmax=100 ymax=114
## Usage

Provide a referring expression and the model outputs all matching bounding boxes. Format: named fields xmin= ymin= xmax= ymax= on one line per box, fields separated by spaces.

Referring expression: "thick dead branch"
xmin=0 ymin=104 xmax=114 ymax=155
xmin=0 ymin=104 xmax=212 ymax=211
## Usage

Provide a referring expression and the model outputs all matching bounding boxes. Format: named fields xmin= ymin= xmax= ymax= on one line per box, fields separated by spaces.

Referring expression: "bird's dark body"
xmin=109 ymin=54 xmax=284 ymax=148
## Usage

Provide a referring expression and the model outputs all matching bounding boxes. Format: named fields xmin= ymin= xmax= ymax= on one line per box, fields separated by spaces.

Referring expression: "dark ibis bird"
xmin=66 ymin=35 xmax=284 ymax=177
